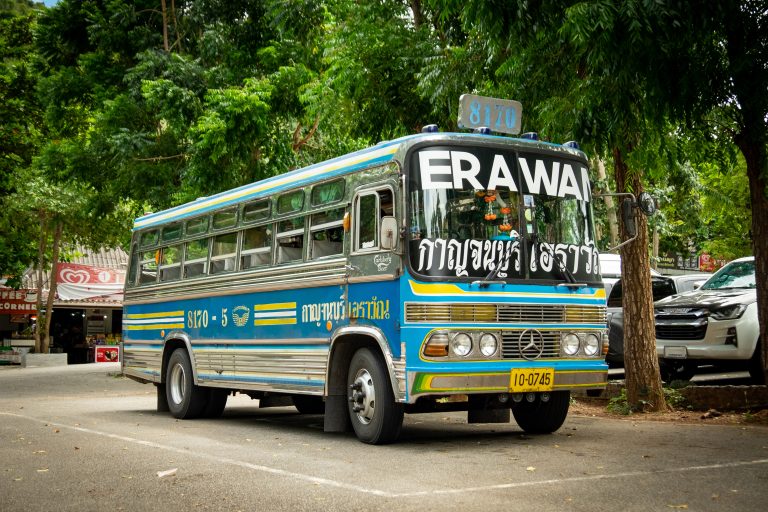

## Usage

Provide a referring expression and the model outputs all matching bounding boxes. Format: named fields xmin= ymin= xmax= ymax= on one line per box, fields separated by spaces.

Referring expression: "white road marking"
xmin=3 ymin=411 xmax=767 ymax=498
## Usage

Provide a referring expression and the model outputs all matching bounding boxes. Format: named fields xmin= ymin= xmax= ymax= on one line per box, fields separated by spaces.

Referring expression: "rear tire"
xmin=511 ymin=391 xmax=570 ymax=434
xmin=347 ymin=347 xmax=403 ymax=444
xmin=166 ymin=348 xmax=208 ymax=419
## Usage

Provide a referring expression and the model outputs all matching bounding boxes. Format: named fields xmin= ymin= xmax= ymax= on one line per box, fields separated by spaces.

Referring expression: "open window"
xmin=184 ymin=238 xmax=209 ymax=278
xmin=241 ymin=224 xmax=272 ymax=269
xmin=210 ymin=232 xmax=238 ymax=274
xmin=277 ymin=217 xmax=304 ymax=263
xmin=310 ymin=207 xmax=345 ymax=259
xmin=353 ymin=188 xmax=394 ymax=253
xmin=159 ymin=244 xmax=182 ymax=282
xmin=138 ymin=249 xmax=159 ymax=285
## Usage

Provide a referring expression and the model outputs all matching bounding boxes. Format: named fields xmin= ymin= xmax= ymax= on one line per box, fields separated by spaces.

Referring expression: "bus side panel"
xmin=346 ymin=280 xmax=401 ymax=358
xmin=123 ymin=284 xmax=348 ymax=394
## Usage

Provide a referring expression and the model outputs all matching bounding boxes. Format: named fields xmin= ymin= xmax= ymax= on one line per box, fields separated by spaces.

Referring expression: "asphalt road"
xmin=1 ymin=363 xmax=767 ymax=512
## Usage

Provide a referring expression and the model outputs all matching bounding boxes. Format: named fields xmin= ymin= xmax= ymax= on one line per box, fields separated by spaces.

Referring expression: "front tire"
xmin=166 ymin=348 xmax=208 ymax=419
xmin=347 ymin=347 xmax=403 ymax=444
xmin=511 ymin=391 xmax=570 ymax=434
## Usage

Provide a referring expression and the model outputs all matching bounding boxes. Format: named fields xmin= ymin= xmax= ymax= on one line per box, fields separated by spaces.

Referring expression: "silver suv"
xmin=654 ymin=257 xmax=762 ymax=383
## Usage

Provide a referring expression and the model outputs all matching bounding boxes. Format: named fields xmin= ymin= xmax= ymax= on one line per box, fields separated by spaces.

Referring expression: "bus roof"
xmin=132 ymin=132 xmax=585 ymax=231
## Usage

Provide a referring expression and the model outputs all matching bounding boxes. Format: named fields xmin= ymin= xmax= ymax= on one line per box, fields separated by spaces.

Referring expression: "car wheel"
xmin=659 ymin=360 xmax=695 ymax=383
xmin=511 ymin=391 xmax=570 ymax=434
xmin=347 ymin=347 xmax=403 ymax=444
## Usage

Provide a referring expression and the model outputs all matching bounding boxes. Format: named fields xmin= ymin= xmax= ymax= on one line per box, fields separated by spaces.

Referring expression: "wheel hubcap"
xmin=349 ymin=368 xmax=375 ymax=424
xmin=169 ymin=362 xmax=186 ymax=405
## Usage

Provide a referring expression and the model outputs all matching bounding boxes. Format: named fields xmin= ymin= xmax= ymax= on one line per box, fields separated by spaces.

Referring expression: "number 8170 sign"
xmin=458 ymin=94 xmax=523 ymax=135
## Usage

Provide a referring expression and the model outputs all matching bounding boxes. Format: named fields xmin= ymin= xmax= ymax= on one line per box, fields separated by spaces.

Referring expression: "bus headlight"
xmin=562 ymin=333 xmax=580 ymax=356
xmin=423 ymin=332 xmax=449 ymax=357
xmin=583 ymin=333 xmax=601 ymax=356
xmin=479 ymin=333 xmax=498 ymax=357
xmin=451 ymin=333 xmax=473 ymax=357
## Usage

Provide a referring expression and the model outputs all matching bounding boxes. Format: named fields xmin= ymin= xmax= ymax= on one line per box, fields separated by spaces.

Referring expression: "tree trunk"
xmin=738 ymin=137 xmax=768 ymax=384
xmin=161 ymin=0 xmax=169 ymax=52
xmin=613 ymin=147 xmax=668 ymax=412
xmin=33 ymin=215 xmax=48 ymax=354
xmin=40 ymin=223 xmax=63 ymax=355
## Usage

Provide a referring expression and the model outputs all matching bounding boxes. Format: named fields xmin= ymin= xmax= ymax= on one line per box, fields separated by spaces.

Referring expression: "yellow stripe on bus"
xmin=254 ymin=318 xmax=298 ymax=326
xmin=254 ymin=303 xmax=296 ymax=311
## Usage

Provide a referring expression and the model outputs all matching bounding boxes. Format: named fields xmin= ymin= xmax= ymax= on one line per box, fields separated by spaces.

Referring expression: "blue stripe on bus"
xmin=199 ymin=374 xmax=325 ymax=387
xmin=193 ymin=345 xmax=327 ymax=351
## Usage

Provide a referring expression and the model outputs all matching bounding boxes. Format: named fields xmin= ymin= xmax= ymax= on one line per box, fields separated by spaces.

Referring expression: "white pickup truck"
xmin=654 ymin=256 xmax=763 ymax=383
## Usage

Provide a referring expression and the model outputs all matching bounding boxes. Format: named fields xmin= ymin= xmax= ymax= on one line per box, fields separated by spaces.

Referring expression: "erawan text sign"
xmin=415 ymin=147 xmax=591 ymax=201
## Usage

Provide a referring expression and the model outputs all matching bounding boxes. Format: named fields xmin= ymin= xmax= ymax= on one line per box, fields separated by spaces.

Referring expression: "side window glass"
xmin=161 ymin=223 xmax=182 ymax=242
xmin=277 ymin=190 xmax=304 ymax=214
xmin=276 ymin=217 xmax=304 ymax=263
xmin=356 ymin=193 xmax=379 ymax=251
xmin=140 ymin=230 xmax=159 ymax=248
xmin=210 ymin=232 xmax=238 ymax=274
xmin=127 ymin=245 xmax=138 ymax=287
xmin=186 ymin=217 xmax=209 ymax=237
xmin=139 ymin=249 xmax=159 ymax=285
xmin=159 ymin=244 xmax=182 ymax=282
xmin=184 ymin=238 xmax=209 ymax=278
xmin=243 ymin=200 xmax=270 ymax=224
xmin=241 ymin=225 xmax=272 ymax=269
xmin=310 ymin=208 xmax=344 ymax=259
xmin=212 ymin=209 xmax=237 ymax=230
xmin=311 ymin=179 xmax=345 ymax=206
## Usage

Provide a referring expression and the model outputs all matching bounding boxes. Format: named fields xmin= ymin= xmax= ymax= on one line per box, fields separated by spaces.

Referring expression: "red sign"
xmin=0 ymin=289 xmax=37 ymax=315
xmin=94 ymin=346 xmax=120 ymax=363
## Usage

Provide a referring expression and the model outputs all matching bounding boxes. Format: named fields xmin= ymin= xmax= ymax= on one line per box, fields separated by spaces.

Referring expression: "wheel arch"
xmin=326 ymin=326 xmax=402 ymax=401
xmin=161 ymin=331 xmax=197 ymax=385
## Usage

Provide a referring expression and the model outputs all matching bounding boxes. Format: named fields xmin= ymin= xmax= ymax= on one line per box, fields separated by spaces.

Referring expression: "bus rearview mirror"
xmin=380 ymin=216 xmax=397 ymax=250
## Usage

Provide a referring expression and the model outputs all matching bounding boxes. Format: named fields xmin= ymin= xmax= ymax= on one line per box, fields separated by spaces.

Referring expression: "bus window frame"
xmin=183 ymin=236 xmax=211 ymax=279
xmin=309 ymin=206 xmax=346 ymax=260
xmin=240 ymin=221 xmax=273 ymax=270
xmin=352 ymin=186 xmax=394 ymax=254
xmin=158 ymin=243 xmax=183 ymax=282
xmin=209 ymin=230 xmax=239 ymax=275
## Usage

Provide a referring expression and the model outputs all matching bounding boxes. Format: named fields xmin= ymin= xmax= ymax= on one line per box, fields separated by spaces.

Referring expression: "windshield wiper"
xmin=533 ymin=235 xmax=586 ymax=288
xmin=472 ymin=240 xmax=514 ymax=287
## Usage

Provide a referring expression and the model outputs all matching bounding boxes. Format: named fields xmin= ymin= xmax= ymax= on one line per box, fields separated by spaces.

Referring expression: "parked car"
xmin=655 ymin=257 xmax=762 ymax=383
xmin=605 ymin=272 xmax=711 ymax=368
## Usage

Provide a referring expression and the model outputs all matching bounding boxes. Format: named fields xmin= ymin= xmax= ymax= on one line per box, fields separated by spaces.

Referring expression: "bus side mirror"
xmin=380 ymin=216 xmax=397 ymax=250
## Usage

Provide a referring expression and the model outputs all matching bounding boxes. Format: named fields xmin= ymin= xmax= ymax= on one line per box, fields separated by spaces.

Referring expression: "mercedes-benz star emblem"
xmin=518 ymin=329 xmax=545 ymax=360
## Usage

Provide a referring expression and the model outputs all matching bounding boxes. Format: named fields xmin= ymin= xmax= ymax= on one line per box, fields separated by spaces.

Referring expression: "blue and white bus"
xmin=122 ymin=123 xmax=608 ymax=444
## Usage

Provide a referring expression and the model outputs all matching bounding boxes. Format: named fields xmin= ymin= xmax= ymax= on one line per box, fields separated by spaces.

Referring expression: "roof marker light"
xmin=474 ymin=126 xmax=492 ymax=135
xmin=421 ymin=124 xmax=439 ymax=133
xmin=563 ymin=141 xmax=580 ymax=150
xmin=521 ymin=132 xmax=539 ymax=141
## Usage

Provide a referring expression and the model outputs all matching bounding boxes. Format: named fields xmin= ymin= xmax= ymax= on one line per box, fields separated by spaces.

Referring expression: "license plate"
xmin=509 ymin=368 xmax=554 ymax=393
xmin=664 ymin=346 xmax=688 ymax=359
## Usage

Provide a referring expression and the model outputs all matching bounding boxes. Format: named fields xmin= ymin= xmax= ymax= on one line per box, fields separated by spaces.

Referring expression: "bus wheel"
xmin=292 ymin=395 xmax=325 ymax=414
xmin=347 ymin=348 xmax=403 ymax=444
xmin=166 ymin=348 xmax=208 ymax=419
xmin=511 ymin=391 xmax=570 ymax=434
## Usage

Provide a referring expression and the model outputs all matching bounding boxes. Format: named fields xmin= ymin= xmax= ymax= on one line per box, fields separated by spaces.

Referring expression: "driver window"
xmin=354 ymin=189 xmax=393 ymax=252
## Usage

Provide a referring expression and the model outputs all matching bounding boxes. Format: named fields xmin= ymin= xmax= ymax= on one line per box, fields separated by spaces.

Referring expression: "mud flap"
xmin=467 ymin=395 xmax=511 ymax=423
xmin=323 ymin=394 xmax=352 ymax=432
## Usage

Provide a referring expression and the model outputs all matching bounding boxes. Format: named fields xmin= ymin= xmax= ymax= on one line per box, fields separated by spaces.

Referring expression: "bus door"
xmin=347 ymin=186 xmax=402 ymax=353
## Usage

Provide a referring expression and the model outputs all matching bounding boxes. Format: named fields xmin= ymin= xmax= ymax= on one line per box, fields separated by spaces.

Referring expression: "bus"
xmin=122 ymin=125 xmax=608 ymax=444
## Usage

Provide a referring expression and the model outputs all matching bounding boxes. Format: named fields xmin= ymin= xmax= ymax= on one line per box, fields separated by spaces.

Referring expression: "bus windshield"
xmin=407 ymin=144 xmax=599 ymax=282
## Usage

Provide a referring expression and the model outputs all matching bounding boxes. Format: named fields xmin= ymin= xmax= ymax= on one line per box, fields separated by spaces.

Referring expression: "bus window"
xmin=161 ymin=223 xmax=182 ymax=243
xmin=212 ymin=208 xmax=238 ymax=230
xmin=243 ymin=199 xmax=270 ymax=224
xmin=277 ymin=190 xmax=304 ymax=214
xmin=210 ymin=232 xmax=238 ymax=274
xmin=356 ymin=193 xmax=379 ymax=251
xmin=184 ymin=238 xmax=209 ymax=278
xmin=127 ymin=245 xmax=138 ymax=286
xmin=186 ymin=216 xmax=209 ymax=237
xmin=138 ymin=249 xmax=159 ymax=284
xmin=277 ymin=217 xmax=304 ymax=263
xmin=311 ymin=179 xmax=345 ymax=205
xmin=159 ymin=244 xmax=182 ymax=282
xmin=310 ymin=207 xmax=344 ymax=259
xmin=140 ymin=230 xmax=159 ymax=248
xmin=241 ymin=224 xmax=272 ymax=269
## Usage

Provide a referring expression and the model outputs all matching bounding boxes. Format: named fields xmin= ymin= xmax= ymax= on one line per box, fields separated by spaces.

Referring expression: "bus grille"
xmin=501 ymin=330 xmax=561 ymax=359
xmin=405 ymin=303 xmax=605 ymax=324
